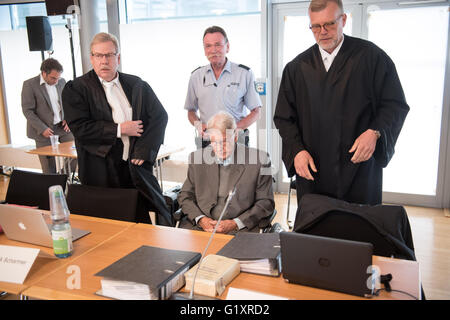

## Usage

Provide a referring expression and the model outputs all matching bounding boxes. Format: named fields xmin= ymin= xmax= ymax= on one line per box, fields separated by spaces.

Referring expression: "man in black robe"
xmin=273 ymin=0 xmax=409 ymax=206
xmin=62 ymin=32 xmax=172 ymax=225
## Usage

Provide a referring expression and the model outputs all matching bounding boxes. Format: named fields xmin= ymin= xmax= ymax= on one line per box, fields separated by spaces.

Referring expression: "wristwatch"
xmin=373 ymin=130 xmax=381 ymax=139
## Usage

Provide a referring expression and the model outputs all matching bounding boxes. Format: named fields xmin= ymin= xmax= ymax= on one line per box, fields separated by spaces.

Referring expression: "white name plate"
xmin=0 ymin=245 xmax=56 ymax=284
xmin=226 ymin=287 xmax=288 ymax=300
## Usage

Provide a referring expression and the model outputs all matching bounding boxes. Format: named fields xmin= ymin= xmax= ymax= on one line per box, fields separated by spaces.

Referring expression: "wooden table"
xmin=0 ymin=214 xmax=134 ymax=298
xmin=21 ymin=224 xmax=421 ymax=300
xmin=27 ymin=142 xmax=184 ymax=190
xmin=26 ymin=141 xmax=76 ymax=175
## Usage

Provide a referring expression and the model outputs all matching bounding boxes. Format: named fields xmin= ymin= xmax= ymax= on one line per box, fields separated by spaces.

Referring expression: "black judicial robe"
xmin=273 ymin=35 xmax=409 ymax=205
xmin=62 ymin=70 xmax=172 ymax=225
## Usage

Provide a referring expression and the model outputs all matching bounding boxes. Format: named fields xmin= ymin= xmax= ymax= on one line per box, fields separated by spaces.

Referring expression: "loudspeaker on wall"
xmin=25 ymin=16 xmax=53 ymax=52
xmin=45 ymin=0 xmax=79 ymax=16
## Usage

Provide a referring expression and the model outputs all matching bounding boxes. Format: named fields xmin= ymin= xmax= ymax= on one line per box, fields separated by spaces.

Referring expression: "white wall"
xmin=119 ymin=14 xmax=261 ymax=160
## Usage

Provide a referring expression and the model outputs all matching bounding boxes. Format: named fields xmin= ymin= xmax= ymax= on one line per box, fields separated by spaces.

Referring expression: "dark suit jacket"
xmin=21 ymin=74 xmax=68 ymax=142
xmin=178 ymin=144 xmax=275 ymax=231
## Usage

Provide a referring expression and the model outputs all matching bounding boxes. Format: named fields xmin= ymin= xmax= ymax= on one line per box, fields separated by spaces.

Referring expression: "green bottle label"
xmin=52 ymin=228 xmax=73 ymax=255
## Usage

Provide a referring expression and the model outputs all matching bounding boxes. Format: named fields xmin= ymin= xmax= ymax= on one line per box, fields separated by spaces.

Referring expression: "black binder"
xmin=95 ymin=245 xmax=201 ymax=299
xmin=217 ymin=233 xmax=281 ymax=276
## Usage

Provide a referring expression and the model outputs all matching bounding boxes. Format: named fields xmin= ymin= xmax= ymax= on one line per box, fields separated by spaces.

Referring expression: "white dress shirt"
xmin=319 ymin=36 xmax=345 ymax=72
xmin=40 ymin=74 xmax=62 ymax=124
xmin=100 ymin=74 xmax=133 ymax=161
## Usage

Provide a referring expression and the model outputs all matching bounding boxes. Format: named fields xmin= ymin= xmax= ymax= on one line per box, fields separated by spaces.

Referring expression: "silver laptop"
xmin=0 ymin=204 xmax=90 ymax=247
xmin=280 ymin=232 xmax=374 ymax=297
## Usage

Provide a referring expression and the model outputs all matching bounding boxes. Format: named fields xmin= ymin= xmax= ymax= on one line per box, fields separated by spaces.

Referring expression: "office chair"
xmin=293 ymin=193 xmax=416 ymax=260
xmin=293 ymin=193 xmax=425 ymax=299
xmin=66 ymin=184 xmax=150 ymax=223
xmin=0 ymin=169 xmax=68 ymax=210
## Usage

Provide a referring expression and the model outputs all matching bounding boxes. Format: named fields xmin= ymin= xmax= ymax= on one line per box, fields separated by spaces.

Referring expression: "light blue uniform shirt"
xmin=184 ymin=59 xmax=262 ymax=123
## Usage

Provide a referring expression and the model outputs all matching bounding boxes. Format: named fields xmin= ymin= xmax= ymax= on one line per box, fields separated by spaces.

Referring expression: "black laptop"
xmin=280 ymin=232 xmax=374 ymax=298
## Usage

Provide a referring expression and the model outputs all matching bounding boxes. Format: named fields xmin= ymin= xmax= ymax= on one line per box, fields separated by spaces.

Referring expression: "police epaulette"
xmin=238 ymin=64 xmax=250 ymax=71
xmin=191 ymin=66 xmax=202 ymax=74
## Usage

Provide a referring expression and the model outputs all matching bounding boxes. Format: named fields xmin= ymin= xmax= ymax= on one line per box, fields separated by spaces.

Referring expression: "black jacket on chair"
xmin=293 ymin=193 xmax=416 ymax=261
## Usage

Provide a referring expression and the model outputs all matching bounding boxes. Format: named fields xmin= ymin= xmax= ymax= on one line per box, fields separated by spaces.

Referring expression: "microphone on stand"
xmin=171 ymin=187 xmax=237 ymax=300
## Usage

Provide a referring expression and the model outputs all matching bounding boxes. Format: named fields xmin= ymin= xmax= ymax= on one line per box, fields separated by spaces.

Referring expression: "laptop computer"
xmin=0 ymin=204 xmax=90 ymax=247
xmin=280 ymin=232 xmax=374 ymax=298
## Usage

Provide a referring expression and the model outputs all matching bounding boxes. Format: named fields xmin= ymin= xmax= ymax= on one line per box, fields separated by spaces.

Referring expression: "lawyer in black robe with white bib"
xmin=62 ymin=33 xmax=172 ymax=225
xmin=274 ymin=1 xmax=409 ymax=206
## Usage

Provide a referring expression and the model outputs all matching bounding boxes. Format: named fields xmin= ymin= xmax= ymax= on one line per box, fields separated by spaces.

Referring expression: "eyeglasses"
xmin=203 ymin=42 xmax=226 ymax=50
xmin=210 ymin=133 xmax=236 ymax=147
xmin=210 ymin=139 xmax=234 ymax=148
xmin=91 ymin=52 xmax=118 ymax=59
xmin=309 ymin=15 xmax=343 ymax=33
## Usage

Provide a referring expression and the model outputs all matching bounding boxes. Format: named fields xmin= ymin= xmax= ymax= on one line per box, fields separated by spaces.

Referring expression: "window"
xmin=0 ymin=1 xmax=106 ymax=146
xmin=124 ymin=0 xmax=260 ymax=22
xmin=367 ymin=6 xmax=449 ymax=196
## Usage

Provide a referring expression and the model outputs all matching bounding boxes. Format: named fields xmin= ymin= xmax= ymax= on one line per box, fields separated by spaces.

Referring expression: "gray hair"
xmin=207 ymin=111 xmax=236 ymax=134
xmin=203 ymin=25 xmax=229 ymax=43
xmin=309 ymin=0 xmax=344 ymax=13
xmin=90 ymin=32 xmax=120 ymax=54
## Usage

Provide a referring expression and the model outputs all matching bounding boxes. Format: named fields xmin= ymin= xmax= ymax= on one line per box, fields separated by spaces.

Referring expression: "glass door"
xmin=270 ymin=1 xmax=450 ymax=208
xmin=364 ymin=3 xmax=449 ymax=207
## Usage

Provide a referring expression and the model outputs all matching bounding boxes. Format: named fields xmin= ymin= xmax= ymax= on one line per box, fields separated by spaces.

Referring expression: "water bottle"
xmin=49 ymin=185 xmax=73 ymax=258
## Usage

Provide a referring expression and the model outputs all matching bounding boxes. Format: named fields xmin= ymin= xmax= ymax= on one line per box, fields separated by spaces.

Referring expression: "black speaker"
xmin=45 ymin=0 xmax=78 ymax=16
xmin=25 ymin=16 xmax=53 ymax=52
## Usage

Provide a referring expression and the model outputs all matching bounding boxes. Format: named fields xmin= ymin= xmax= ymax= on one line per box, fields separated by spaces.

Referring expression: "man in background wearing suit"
xmin=178 ymin=111 xmax=274 ymax=234
xmin=21 ymin=58 xmax=75 ymax=174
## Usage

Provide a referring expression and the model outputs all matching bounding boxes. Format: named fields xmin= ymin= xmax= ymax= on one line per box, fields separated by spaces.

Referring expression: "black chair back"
xmin=66 ymin=184 xmax=150 ymax=223
xmin=5 ymin=169 xmax=68 ymax=210
xmin=294 ymin=194 xmax=416 ymax=261
xmin=300 ymin=210 xmax=399 ymax=258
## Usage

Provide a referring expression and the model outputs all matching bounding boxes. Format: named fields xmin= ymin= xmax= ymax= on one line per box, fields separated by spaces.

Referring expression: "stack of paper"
xmin=217 ymin=233 xmax=281 ymax=276
xmin=184 ymin=254 xmax=240 ymax=297
xmin=100 ymin=278 xmax=157 ymax=300
xmin=239 ymin=258 xmax=279 ymax=276
xmin=95 ymin=245 xmax=201 ymax=300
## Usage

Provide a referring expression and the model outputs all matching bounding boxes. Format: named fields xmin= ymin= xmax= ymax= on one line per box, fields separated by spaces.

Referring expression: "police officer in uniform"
xmin=184 ymin=26 xmax=262 ymax=148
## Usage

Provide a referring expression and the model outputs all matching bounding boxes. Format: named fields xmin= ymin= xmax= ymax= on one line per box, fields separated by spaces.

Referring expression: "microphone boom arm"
xmin=188 ymin=187 xmax=237 ymax=299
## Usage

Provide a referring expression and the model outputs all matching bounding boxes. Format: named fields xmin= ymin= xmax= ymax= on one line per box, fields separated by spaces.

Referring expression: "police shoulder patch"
xmin=191 ymin=66 xmax=202 ymax=74
xmin=238 ymin=64 xmax=250 ymax=71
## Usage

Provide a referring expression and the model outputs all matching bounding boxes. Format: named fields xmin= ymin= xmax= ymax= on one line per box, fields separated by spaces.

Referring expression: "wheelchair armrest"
xmin=173 ymin=208 xmax=185 ymax=222
xmin=258 ymin=209 xmax=277 ymax=229
xmin=289 ymin=177 xmax=297 ymax=190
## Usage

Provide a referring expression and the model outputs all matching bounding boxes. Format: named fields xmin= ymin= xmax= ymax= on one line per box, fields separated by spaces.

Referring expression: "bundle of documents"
xmin=217 ymin=233 xmax=281 ymax=276
xmin=184 ymin=254 xmax=240 ymax=297
xmin=95 ymin=245 xmax=201 ymax=300
xmin=239 ymin=258 xmax=279 ymax=275
xmin=99 ymin=279 xmax=159 ymax=300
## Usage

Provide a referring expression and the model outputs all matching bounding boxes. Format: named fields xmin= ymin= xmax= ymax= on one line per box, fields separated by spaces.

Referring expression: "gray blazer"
xmin=21 ymin=74 xmax=66 ymax=142
xmin=178 ymin=144 xmax=275 ymax=231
